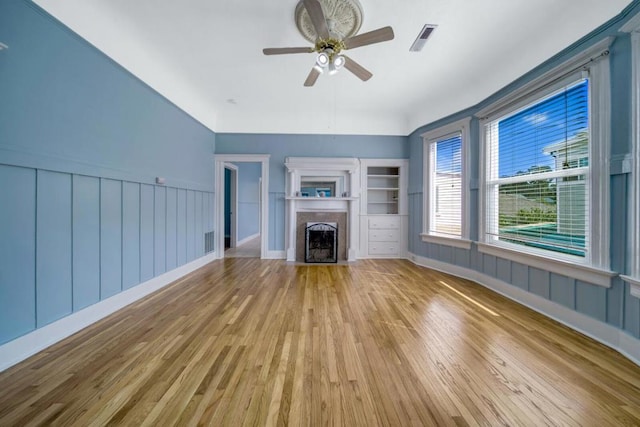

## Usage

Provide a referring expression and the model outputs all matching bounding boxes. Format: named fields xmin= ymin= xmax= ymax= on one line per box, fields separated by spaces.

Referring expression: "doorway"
xmin=224 ymin=164 xmax=238 ymax=250
xmin=215 ymin=154 xmax=270 ymax=259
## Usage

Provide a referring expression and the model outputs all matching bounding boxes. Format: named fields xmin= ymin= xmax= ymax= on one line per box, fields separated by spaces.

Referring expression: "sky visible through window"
xmin=435 ymin=135 xmax=462 ymax=174
xmin=497 ymin=79 xmax=589 ymax=177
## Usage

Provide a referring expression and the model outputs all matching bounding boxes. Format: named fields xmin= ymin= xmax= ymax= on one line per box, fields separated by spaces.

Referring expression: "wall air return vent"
xmin=409 ymin=24 xmax=437 ymax=52
xmin=204 ymin=231 xmax=215 ymax=254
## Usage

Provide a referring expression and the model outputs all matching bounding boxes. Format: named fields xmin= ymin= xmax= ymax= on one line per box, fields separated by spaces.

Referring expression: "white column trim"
xmin=621 ymin=17 xmax=640 ymax=297
xmin=589 ymin=49 xmax=611 ymax=271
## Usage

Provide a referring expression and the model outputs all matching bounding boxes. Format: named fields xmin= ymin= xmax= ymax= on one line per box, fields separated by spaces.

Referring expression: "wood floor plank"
xmin=1 ymin=258 xmax=640 ymax=426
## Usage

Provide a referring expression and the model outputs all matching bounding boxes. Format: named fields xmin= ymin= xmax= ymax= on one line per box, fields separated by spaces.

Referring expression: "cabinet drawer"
xmin=368 ymin=216 xmax=400 ymax=230
xmin=368 ymin=228 xmax=400 ymax=242
xmin=368 ymin=242 xmax=399 ymax=255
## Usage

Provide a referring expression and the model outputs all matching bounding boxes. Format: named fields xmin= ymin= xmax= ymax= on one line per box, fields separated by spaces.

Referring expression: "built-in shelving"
xmin=359 ymin=159 xmax=408 ymax=259
xmin=367 ymin=166 xmax=400 ymax=215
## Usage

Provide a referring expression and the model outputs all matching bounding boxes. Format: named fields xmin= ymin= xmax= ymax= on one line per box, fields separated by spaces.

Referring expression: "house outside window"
xmin=477 ymin=38 xmax=614 ymax=287
xmin=421 ymin=118 xmax=471 ymax=249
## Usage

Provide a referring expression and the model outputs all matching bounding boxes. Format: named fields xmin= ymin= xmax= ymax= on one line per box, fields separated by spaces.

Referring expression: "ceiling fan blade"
xmin=263 ymin=47 xmax=314 ymax=55
xmin=304 ymin=67 xmax=321 ymax=87
xmin=343 ymin=55 xmax=373 ymax=82
xmin=303 ymin=0 xmax=330 ymax=40
xmin=343 ymin=26 xmax=395 ymax=50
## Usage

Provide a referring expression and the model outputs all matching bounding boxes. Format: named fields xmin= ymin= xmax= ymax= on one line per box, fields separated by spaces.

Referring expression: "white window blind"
xmin=485 ymin=78 xmax=590 ymax=258
xmin=429 ymin=134 xmax=462 ymax=236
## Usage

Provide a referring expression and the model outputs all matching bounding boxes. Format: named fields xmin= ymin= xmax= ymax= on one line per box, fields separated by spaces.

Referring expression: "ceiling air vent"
xmin=409 ymin=24 xmax=437 ymax=52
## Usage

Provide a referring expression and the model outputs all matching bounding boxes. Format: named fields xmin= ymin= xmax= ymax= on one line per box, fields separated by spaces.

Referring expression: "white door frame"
xmin=223 ymin=162 xmax=238 ymax=249
xmin=215 ymin=154 xmax=270 ymax=259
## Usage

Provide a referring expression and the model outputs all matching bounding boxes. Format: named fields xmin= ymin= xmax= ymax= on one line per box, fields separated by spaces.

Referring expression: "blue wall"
xmin=235 ymin=162 xmax=262 ymax=242
xmin=0 ymin=0 xmax=216 ymax=345
xmin=215 ymin=133 xmax=408 ymax=250
xmin=406 ymin=2 xmax=640 ymax=340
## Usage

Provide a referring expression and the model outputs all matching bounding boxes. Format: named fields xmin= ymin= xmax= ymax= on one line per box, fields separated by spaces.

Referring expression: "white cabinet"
xmin=359 ymin=159 xmax=408 ymax=259
xmin=367 ymin=217 xmax=401 ymax=255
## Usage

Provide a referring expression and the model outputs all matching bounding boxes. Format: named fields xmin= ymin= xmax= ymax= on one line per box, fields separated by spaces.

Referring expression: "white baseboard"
xmin=408 ymin=252 xmax=640 ymax=367
xmin=237 ymin=233 xmax=260 ymax=247
xmin=0 ymin=252 xmax=218 ymax=373
xmin=264 ymin=250 xmax=286 ymax=260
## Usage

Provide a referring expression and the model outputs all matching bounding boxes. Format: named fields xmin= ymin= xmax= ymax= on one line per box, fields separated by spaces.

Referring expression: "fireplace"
xmin=296 ymin=212 xmax=347 ymax=262
xmin=305 ymin=222 xmax=338 ymax=263
xmin=284 ymin=157 xmax=360 ymax=262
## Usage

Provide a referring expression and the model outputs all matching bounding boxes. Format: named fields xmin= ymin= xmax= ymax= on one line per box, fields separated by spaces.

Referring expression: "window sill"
xmin=420 ymin=233 xmax=472 ymax=250
xmin=477 ymin=242 xmax=616 ymax=288
xmin=620 ymin=275 xmax=640 ymax=299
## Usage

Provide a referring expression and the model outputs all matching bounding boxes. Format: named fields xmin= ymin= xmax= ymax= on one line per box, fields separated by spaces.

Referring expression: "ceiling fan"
xmin=263 ymin=0 xmax=394 ymax=87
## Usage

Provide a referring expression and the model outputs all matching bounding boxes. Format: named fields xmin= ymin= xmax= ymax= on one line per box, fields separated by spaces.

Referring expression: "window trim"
xmin=477 ymin=37 xmax=614 ymax=285
xmin=620 ymin=14 xmax=640 ymax=297
xmin=421 ymin=117 xmax=472 ymax=250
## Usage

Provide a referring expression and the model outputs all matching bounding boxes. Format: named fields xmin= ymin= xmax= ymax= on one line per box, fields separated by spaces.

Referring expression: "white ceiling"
xmin=34 ymin=0 xmax=632 ymax=136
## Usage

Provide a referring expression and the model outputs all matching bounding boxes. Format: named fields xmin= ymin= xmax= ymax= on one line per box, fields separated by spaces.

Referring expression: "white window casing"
xmin=477 ymin=37 xmax=616 ymax=288
xmin=421 ymin=117 xmax=472 ymax=249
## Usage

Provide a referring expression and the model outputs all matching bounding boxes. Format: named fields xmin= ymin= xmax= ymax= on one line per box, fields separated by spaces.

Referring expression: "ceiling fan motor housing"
xmin=315 ymin=38 xmax=345 ymax=58
xmin=295 ymin=0 xmax=364 ymax=42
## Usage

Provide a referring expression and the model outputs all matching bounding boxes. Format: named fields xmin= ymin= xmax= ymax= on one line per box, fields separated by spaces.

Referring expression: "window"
xmin=485 ymin=79 xmax=589 ymax=258
xmin=478 ymin=38 xmax=613 ymax=286
xmin=430 ymin=134 xmax=463 ymax=236
xmin=422 ymin=118 xmax=471 ymax=249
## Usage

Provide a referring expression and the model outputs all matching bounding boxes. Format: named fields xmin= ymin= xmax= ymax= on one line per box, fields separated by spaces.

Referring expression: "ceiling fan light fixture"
xmin=328 ymin=55 xmax=345 ymax=75
xmin=316 ymin=51 xmax=330 ymax=67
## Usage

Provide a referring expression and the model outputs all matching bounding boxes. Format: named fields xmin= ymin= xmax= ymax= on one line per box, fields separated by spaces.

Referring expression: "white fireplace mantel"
xmin=284 ymin=157 xmax=361 ymax=262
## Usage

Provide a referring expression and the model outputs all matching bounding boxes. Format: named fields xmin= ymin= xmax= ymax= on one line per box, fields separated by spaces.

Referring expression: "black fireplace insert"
xmin=305 ymin=222 xmax=338 ymax=263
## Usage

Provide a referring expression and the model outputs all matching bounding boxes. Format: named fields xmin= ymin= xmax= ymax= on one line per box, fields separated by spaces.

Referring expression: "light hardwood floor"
xmin=1 ymin=259 xmax=639 ymax=426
